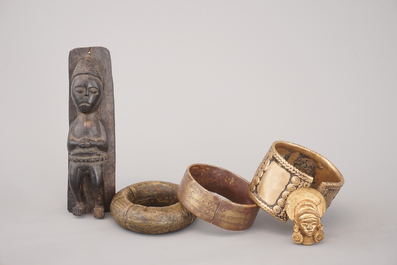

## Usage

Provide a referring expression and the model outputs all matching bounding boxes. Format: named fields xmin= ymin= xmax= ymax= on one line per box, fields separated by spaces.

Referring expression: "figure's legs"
xmin=89 ymin=164 xmax=104 ymax=219
xmin=69 ymin=163 xmax=85 ymax=216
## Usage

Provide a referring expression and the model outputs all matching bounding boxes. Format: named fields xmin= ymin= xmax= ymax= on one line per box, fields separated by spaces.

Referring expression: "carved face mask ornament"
xmin=71 ymin=56 xmax=104 ymax=114
xmin=286 ymin=188 xmax=326 ymax=245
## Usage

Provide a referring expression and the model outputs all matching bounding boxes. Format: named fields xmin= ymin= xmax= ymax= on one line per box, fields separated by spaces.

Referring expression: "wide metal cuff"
xmin=249 ymin=141 xmax=344 ymax=222
xmin=178 ymin=164 xmax=259 ymax=231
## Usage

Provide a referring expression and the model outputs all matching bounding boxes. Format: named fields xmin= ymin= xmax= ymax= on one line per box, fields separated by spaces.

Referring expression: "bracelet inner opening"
xmin=128 ymin=185 xmax=179 ymax=207
xmin=189 ymin=164 xmax=255 ymax=205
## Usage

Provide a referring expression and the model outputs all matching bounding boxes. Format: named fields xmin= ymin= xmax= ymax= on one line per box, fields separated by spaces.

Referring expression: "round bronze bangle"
xmin=249 ymin=141 xmax=344 ymax=222
xmin=110 ymin=181 xmax=196 ymax=234
xmin=177 ymin=164 xmax=260 ymax=231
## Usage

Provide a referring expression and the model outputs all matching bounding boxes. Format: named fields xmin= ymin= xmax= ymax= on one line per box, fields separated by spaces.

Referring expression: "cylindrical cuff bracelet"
xmin=178 ymin=164 xmax=259 ymax=231
xmin=249 ymin=141 xmax=344 ymax=222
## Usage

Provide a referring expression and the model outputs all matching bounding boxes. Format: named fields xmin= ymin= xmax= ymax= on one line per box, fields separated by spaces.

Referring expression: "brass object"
xmin=286 ymin=188 xmax=326 ymax=245
xmin=249 ymin=141 xmax=344 ymax=222
xmin=110 ymin=181 xmax=196 ymax=234
xmin=178 ymin=164 xmax=260 ymax=231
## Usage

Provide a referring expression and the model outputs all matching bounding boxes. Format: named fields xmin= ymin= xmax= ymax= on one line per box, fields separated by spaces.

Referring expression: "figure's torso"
xmin=69 ymin=114 xmax=107 ymax=160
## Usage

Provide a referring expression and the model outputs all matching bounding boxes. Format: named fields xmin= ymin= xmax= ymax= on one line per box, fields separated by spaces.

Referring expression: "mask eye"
xmin=75 ymin=87 xmax=84 ymax=94
xmin=89 ymin=87 xmax=98 ymax=95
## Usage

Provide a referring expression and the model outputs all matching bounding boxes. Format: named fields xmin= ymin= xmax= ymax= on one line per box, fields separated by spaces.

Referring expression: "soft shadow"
xmin=192 ymin=210 xmax=294 ymax=237
xmin=106 ymin=212 xmax=200 ymax=238
xmin=249 ymin=210 xmax=293 ymax=237
xmin=193 ymin=218 xmax=250 ymax=237
xmin=322 ymin=203 xmax=351 ymax=229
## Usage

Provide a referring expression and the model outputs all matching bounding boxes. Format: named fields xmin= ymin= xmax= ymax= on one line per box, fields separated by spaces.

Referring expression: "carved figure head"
xmin=286 ymin=188 xmax=326 ymax=245
xmin=71 ymin=56 xmax=104 ymax=113
xmin=296 ymin=203 xmax=320 ymax=237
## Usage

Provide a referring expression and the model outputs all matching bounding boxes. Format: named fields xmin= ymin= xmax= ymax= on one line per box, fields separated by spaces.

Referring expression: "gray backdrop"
xmin=1 ymin=1 xmax=396 ymax=264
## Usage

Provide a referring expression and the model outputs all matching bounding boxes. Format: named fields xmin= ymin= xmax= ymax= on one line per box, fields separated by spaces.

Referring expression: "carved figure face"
xmin=298 ymin=214 xmax=319 ymax=237
xmin=72 ymin=74 xmax=103 ymax=113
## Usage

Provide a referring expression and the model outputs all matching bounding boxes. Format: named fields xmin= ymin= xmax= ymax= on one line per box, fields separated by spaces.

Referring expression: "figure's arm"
xmin=94 ymin=140 xmax=108 ymax=151
xmin=68 ymin=139 xmax=88 ymax=150
xmin=67 ymin=122 xmax=78 ymax=152
xmin=67 ymin=120 xmax=86 ymax=151
xmin=68 ymin=139 xmax=78 ymax=151
xmin=97 ymin=120 xmax=108 ymax=151
xmin=87 ymin=120 xmax=108 ymax=152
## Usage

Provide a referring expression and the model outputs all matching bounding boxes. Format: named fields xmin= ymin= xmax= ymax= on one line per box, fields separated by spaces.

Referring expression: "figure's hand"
xmin=84 ymin=139 xmax=91 ymax=148
xmin=78 ymin=139 xmax=90 ymax=148
xmin=96 ymin=141 xmax=105 ymax=148
xmin=87 ymin=140 xmax=105 ymax=147
xmin=94 ymin=140 xmax=108 ymax=151
xmin=78 ymin=140 xmax=86 ymax=148
xmin=78 ymin=139 xmax=107 ymax=150
xmin=87 ymin=140 xmax=98 ymax=147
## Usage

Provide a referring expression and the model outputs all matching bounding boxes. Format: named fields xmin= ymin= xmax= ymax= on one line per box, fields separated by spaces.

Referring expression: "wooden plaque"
xmin=67 ymin=47 xmax=115 ymax=218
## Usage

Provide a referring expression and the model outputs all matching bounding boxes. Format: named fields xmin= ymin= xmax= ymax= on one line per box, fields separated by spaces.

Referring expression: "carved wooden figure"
xmin=67 ymin=47 xmax=115 ymax=218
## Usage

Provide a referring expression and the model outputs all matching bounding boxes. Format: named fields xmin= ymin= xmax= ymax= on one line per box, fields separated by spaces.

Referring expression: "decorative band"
xmin=69 ymin=155 xmax=108 ymax=163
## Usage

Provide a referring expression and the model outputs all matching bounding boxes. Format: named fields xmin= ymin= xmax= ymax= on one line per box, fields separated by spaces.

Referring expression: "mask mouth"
xmin=305 ymin=231 xmax=314 ymax=237
xmin=79 ymin=103 xmax=92 ymax=112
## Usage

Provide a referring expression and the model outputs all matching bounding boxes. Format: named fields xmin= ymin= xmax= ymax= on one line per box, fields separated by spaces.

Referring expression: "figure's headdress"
xmin=296 ymin=204 xmax=320 ymax=221
xmin=286 ymin=188 xmax=326 ymax=222
xmin=72 ymin=55 xmax=103 ymax=82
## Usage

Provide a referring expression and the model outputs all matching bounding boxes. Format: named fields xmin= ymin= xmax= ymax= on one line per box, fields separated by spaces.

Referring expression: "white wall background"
xmin=0 ymin=1 xmax=396 ymax=264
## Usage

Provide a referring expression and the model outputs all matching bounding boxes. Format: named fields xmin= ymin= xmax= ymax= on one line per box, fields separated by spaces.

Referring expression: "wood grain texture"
xmin=67 ymin=47 xmax=115 ymax=218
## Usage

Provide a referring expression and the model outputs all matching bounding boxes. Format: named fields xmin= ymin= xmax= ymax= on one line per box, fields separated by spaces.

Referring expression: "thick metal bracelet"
xmin=177 ymin=164 xmax=259 ymax=231
xmin=249 ymin=141 xmax=344 ymax=222
xmin=110 ymin=181 xmax=196 ymax=234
